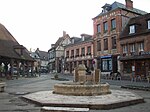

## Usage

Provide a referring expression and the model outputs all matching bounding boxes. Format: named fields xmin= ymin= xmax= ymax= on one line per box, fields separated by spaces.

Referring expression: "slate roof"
xmin=66 ymin=34 xmax=93 ymax=47
xmin=0 ymin=23 xmax=34 ymax=61
xmin=93 ymin=1 xmax=147 ymax=19
xmin=120 ymin=13 xmax=150 ymax=39
xmin=35 ymin=49 xmax=48 ymax=61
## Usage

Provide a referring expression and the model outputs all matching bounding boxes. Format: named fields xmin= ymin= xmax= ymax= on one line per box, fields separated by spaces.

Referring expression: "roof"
xmin=30 ymin=52 xmax=40 ymax=59
xmin=0 ymin=23 xmax=34 ymax=61
xmin=93 ymin=1 xmax=147 ymax=19
xmin=48 ymin=33 xmax=70 ymax=51
xmin=66 ymin=34 xmax=93 ymax=47
xmin=35 ymin=49 xmax=48 ymax=61
xmin=120 ymin=13 xmax=150 ymax=39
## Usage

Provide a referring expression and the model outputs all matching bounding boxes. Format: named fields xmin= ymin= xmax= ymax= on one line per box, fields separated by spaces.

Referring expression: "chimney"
xmin=125 ymin=0 xmax=133 ymax=9
xmin=63 ymin=31 xmax=66 ymax=37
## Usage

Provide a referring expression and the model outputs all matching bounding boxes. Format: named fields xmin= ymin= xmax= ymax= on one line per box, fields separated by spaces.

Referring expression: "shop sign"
xmin=140 ymin=51 xmax=150 ymax=55
xmin=101 ymin=55 xmax=112 ymax=59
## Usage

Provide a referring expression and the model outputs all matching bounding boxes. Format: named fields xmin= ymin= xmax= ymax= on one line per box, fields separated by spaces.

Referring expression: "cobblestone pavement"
xmin=0 ymin=73 xmax=150 ymax=112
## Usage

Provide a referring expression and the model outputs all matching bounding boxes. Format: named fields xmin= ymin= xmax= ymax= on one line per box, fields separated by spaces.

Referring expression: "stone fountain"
xmin=53 ymin=64 xmax=111 ymax=96
xmin=22 ymin=64 xmax=144 ymax=111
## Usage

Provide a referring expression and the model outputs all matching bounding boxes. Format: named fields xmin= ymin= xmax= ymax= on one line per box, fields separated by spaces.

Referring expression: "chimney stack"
xmin=63 ymin=31 xmax=66 ymax=37
xmin=125 ymin=0 xmax=133 ymax=9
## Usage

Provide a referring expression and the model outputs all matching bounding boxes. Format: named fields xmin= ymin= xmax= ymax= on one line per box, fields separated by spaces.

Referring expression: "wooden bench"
xmin=0 ymin=82 xmax=6 ymax=92
xmin=41 ymin=106 xmax=89 ymax=112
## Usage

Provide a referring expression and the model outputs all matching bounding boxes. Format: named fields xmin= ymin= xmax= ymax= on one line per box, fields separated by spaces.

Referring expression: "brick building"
xmin=120 ymin=13 xmax=150 ymax=79
xmin=92 ymin=0 xmax=147 ymax=76
xmin=64 ymin=34 xmax=93 ymax=74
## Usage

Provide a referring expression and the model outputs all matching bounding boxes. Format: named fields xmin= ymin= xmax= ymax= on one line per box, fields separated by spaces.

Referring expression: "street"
xmin=0 ymin=73 xmax=150 ymax=112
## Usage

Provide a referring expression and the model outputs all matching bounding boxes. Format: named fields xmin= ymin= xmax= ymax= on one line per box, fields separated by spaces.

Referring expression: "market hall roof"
xmin=0 ymin=23 xmax=34 ymax=61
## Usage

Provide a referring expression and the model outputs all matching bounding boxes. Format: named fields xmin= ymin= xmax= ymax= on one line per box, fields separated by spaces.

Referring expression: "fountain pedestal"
xmin=53 ymin=64 xmax=111 ymax=96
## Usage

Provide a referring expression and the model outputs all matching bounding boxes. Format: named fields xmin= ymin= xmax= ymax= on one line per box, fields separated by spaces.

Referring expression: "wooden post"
xmin=94 ymin=69 xmax=100 ymax=84
xmin=74 ymin=68 xmax=78 ymax=82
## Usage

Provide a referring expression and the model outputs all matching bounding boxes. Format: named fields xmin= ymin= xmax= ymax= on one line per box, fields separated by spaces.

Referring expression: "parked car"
xmin=13 ymin=67 xmax=18 ymax=74
xmin=39 ymin=68 xmax=48 ymax=73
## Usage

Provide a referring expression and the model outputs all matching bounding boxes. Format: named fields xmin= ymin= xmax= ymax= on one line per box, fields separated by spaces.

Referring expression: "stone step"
xmin=0 ymin=82 xmax=6 ymax=92
xmin=41 ymin=106 xmax=89 ymax=112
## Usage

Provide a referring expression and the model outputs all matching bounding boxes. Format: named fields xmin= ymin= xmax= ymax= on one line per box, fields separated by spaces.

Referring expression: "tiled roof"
xmin=120 ymin=13 xmax=150 ymax=39
xmin=93 ymin=1 xmax=147 ymax=19
xmin=0 ymin=23 xmax=34 ymax=61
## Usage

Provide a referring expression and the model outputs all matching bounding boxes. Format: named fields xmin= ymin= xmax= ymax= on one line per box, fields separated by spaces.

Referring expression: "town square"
xmin=1 ymin=0 xmax=150 ymax=111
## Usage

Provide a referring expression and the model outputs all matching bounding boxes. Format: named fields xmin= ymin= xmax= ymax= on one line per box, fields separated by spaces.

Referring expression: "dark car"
xmin=39 ymin=68 xmax=48 ymax=73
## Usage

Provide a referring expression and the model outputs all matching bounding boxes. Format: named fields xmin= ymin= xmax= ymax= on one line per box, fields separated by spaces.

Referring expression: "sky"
xmin=0 ymin=0 xmax=150 ymax=52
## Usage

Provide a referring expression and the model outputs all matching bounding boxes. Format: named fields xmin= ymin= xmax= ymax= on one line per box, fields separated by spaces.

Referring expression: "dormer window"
xmin=129 ymin=25 xmax=135 ymax=34
xmin=82 ymin=36 xmax=85 ymax=41
xmin=147 ymin=20 xmax=150 ymax=29
xmin=71 ymin=38 xmax=74 ymax=44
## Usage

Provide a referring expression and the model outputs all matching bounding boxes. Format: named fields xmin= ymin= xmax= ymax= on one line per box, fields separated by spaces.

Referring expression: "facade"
xmin=92 ymin=0 xmax=147 ymax=76
xmin=0 ymin=23 xmax=34 ymax=78
xmin=48 ymin=31 xmax=71 ymax=73
xmin=64 ymin=34 xmax=93 ymax=74
xmin=35 ymin=48 xmax=48 ymax=70
xmin=30 ymin=48 xmax=48 ymax=73
xmin=120 ymin=13 xmax=150 ymax=79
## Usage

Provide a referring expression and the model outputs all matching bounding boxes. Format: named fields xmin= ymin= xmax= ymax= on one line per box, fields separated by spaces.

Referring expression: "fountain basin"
xmin=53 ymin=82 xmax=111 ymax=96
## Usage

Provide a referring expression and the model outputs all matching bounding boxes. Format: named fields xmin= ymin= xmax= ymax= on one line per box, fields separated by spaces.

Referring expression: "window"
xmin=101 ymin=58 xmax=112 ymax=71
xmin=97 ymin=40 xmax=101 ymax=51
xmin=138 ymin=42 xmax=144 ymax=52
xmin=129 ymin=25 xmax=135 ymax=34
xmin=148 ymin=20 xmax=150 ymax=29
xmin=111 ymin=19 xmax=116 ymax=30
xmin=71 ymin=50 xmax=74 ymax=57
xmin=81 ymin=47 xmax=85 ymax=56
xmin=97 ymin=24 xmax=101 ymax=33
xmin=104 ymin=38 xmax=108 ymax=50
xmin=103 ymin=21 xmax=108 ymax=32
xmin=130 ymin=44 xmax=135 ymax=53
xmin=87 ymin=46 xmax=91 ymax=54
xmin=76 ymin=49 xmax=79 ymax=57
xmin=66 ymin=51 xmax=69 ymax=58
xmin=112 ymin=36 xmax=116 ymax=49
xmin=122 ymin=45 xmax=128 ymax=53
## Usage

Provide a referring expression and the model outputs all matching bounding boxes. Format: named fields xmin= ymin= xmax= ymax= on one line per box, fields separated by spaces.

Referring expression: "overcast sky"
xmin=0 ymin=0 xmax=150 ymax=51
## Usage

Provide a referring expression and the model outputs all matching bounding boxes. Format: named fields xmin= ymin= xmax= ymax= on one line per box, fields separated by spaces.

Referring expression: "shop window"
xmin=101 ymin=58 xmax=112 ymax=71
